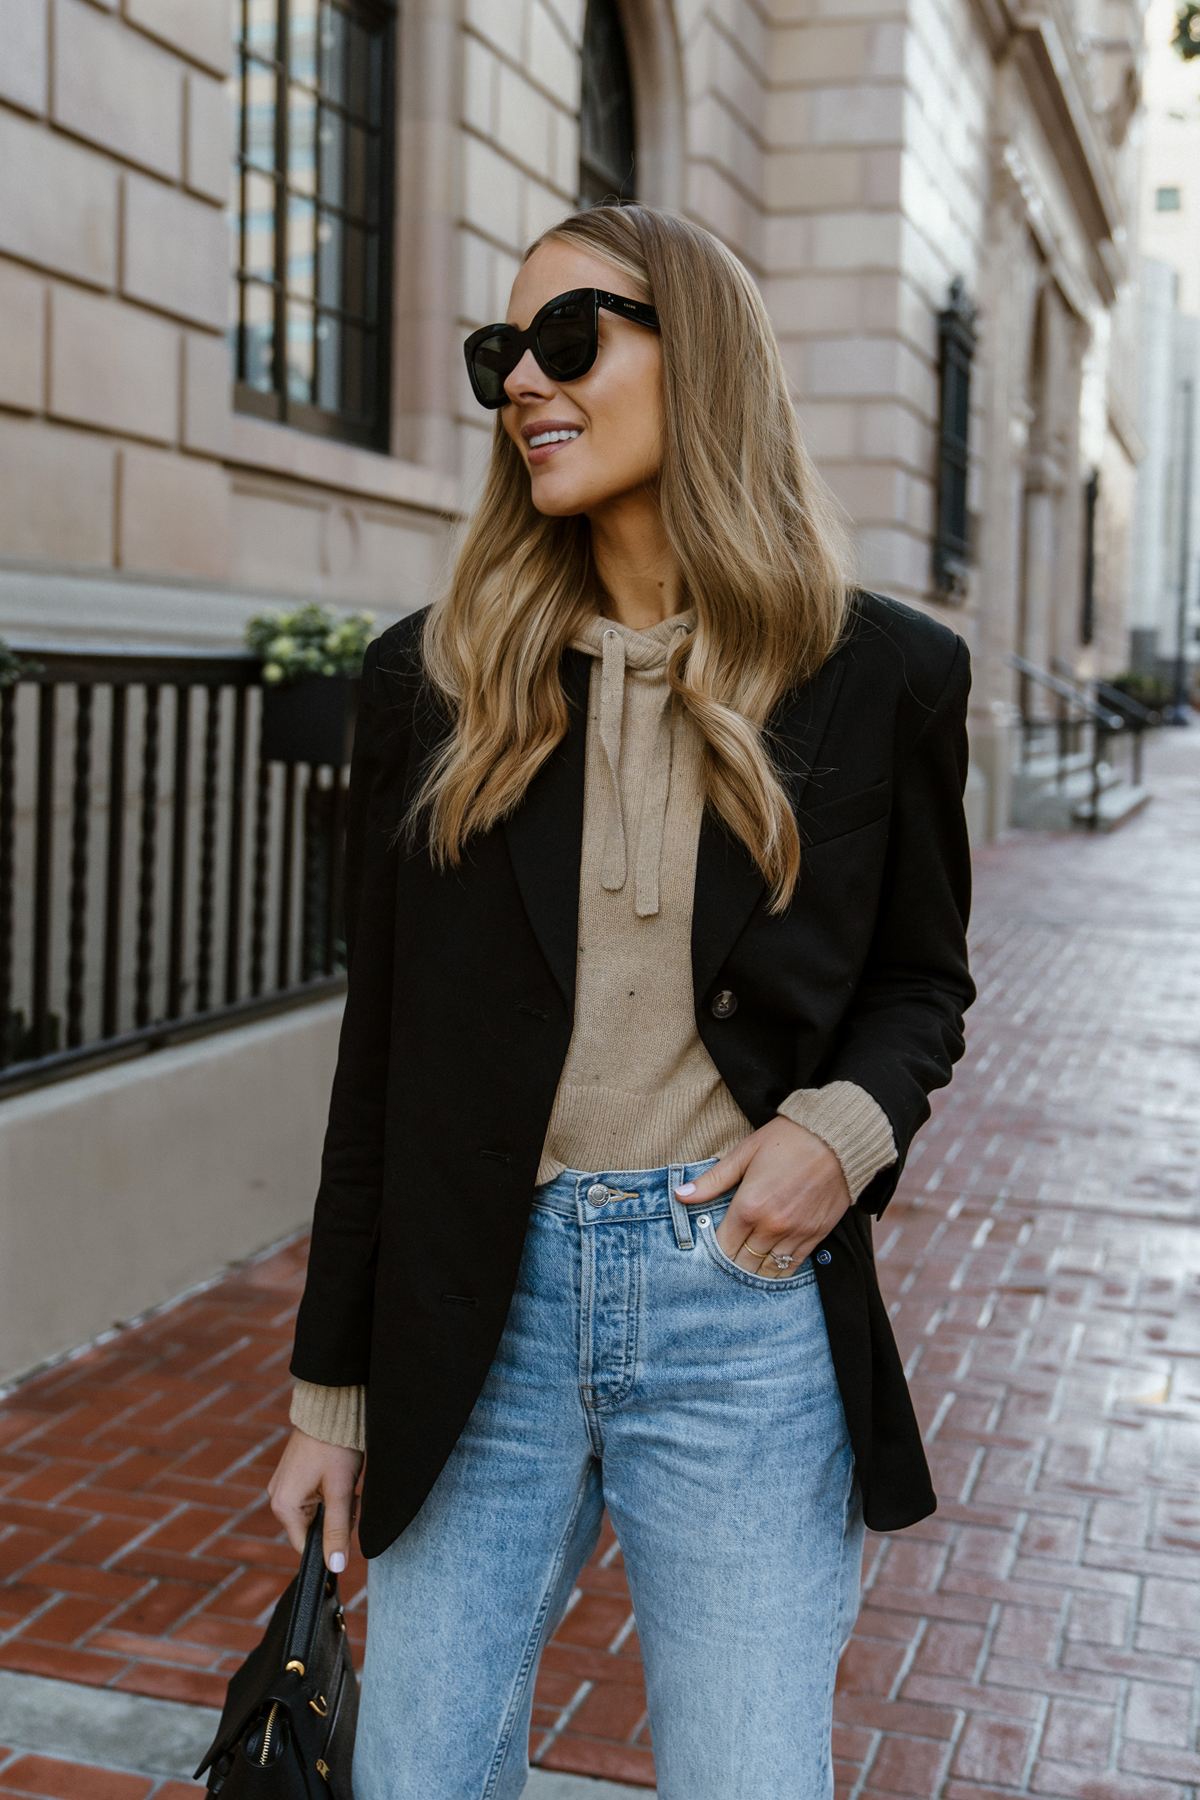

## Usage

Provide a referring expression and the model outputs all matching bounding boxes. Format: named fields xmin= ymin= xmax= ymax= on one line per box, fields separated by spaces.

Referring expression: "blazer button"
xmin=710 ymin=989 xmax=738 ymax=1019
xmin=816 ymin=1248 xmax=832 ymax=1265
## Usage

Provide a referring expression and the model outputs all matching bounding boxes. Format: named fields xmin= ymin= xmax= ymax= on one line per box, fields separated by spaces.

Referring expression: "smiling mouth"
xmin=528 ymin=428 xmax=581 ymax=449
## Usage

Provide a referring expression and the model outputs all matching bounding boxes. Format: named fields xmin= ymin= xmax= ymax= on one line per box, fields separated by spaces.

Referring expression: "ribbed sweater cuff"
xmin=289 ymin=1380 xmax=367 ymax=1452
xmin=777 ymin=1081 xmax=897 ymax=1202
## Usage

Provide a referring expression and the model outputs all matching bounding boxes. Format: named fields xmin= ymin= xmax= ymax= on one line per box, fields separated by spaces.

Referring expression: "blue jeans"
xmin=354 ymin=1163 xmax=864 ymax=1800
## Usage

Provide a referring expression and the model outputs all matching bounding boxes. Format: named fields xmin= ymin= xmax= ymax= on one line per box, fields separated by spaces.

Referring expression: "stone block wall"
xmin=457 ymin=0 xmax=585 ymax=498
xmin=0 ymin=0 xmax=234 ymax=585
xmin=665 ymin=0 xmax=994 ymax=627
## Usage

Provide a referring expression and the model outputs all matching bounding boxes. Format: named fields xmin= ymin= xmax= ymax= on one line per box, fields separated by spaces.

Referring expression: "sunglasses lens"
xmin=538 ymin=301 xmax=594 ymax=379
xmin=470 ymin=330 xmax=517 ymax=405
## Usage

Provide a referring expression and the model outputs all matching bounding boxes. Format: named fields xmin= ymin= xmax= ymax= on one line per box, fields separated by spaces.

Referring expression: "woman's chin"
xmin=527 ymin=474 xmax=594 ymax=518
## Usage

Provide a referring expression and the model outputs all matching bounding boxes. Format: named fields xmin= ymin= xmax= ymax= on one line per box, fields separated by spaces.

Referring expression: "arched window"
xmin=579 ymin=0 xmax=636 ymax=206
xmin=231 ymin=0 xmax=396 ymax=448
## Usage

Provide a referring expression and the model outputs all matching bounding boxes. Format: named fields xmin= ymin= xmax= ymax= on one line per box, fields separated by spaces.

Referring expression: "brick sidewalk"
xmin=1 ymin=730 xmax=1199 ymax=1796
xmin=0 ymin=1759 xmax=194 ymax=1800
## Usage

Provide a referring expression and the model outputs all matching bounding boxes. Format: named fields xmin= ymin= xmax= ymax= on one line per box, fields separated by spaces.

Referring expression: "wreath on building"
xmin=1173 ymin=2 xmax=1200 ymax=58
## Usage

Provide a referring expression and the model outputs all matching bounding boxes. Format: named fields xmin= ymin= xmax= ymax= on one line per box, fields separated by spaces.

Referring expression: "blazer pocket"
xmin=799 ymin=778 xmax=892 ymax=847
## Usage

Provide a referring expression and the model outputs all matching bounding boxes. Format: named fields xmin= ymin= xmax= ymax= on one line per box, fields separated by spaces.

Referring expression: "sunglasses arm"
xmin=596 ymin=291 xmax=660 ymax=331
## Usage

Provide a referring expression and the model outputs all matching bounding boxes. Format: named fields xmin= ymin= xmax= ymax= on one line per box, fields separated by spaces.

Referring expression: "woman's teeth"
xmin=529 ymin=429 xmax=580 ymax=448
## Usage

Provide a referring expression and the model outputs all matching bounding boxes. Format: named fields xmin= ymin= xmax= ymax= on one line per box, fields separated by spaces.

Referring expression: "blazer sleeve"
xmin=290 ymin=635 xmax=410 ymax=1385
xmin=821 ymin=636 xmax=975 ymax=1215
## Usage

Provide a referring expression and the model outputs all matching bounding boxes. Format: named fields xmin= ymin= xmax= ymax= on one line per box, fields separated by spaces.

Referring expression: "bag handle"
xmin=284 ymin=1503 xmax=333 ymax=1668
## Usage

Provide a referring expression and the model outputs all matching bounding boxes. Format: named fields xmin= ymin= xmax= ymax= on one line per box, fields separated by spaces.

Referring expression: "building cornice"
xmin=975 ymin=0 xmax=1128 ymax=303
xmin=996 ymin=140 xmax=1096 ymax=318
xmin=1107 ymin=390 xmax=1147 ymax=465
xmin=1013 ymin=10 xmax=1124 ymax=248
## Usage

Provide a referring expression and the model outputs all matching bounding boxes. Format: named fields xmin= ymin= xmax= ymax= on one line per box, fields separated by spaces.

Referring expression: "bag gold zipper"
xmin=259 ymin=1701 xmax=279 ymax=1766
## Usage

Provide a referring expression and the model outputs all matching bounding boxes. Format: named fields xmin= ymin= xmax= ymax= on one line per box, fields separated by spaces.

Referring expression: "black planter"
xmin=260 ymin=674 xmax=358 ymax=766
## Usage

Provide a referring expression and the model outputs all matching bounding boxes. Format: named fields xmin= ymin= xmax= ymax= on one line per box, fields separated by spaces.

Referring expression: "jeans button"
xmin=586 ymin=1183 xmax=610 ymax=1206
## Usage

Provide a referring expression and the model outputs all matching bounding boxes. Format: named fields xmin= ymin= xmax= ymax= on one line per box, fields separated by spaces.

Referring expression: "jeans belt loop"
xmin=668 ymin=1165 xmax=695 ymax=1251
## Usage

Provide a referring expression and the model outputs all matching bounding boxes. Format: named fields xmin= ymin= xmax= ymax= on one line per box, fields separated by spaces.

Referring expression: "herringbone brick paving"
xmin=1 ymin=730 xmax=1198 ymax=1796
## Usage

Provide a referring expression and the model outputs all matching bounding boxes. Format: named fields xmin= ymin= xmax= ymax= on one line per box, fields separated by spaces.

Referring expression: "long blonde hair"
xmin=417 ymin=205 xmax=850 ymax=909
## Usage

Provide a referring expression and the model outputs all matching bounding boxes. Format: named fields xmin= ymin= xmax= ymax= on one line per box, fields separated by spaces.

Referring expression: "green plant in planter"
xmin=245 ymin=604 xmax=377 ymax=686
xmin=0 ymin=638 xmax=43 ymax=688
xmin=1109 ymin=671 xmax=1173 ymax=712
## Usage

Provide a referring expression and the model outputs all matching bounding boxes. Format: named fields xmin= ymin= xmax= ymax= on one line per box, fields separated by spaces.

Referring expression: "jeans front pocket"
xmin=695 ymin=1207 xmax=816 ymax=1292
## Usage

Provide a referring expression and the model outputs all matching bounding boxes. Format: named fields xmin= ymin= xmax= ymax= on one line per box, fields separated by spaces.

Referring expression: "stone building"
xmin=0 ymin=0 xmax=1143 ymax=820
xmin=1129 ymin=0 xmax=1200 ymax=691
xmin=0 ymin=0 xmax=1145 ymax=1374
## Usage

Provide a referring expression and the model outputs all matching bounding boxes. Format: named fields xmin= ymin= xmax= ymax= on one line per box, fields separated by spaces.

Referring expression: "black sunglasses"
xmin=463 ymin=287 xmax=660 ymax=409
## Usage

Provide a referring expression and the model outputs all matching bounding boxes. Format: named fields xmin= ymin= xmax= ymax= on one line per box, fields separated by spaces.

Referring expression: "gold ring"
xmin=738 ymin=1236 xmax=775 ymax=1262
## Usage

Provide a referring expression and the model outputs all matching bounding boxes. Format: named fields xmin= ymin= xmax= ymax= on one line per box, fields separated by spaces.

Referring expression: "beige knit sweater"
xmin=291 ymin=611 xmax=896 ymax=1451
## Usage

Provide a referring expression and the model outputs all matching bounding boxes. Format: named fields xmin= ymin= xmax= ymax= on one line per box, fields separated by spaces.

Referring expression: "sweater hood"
xmin=568 ymin=610 xmax=694 ymax=918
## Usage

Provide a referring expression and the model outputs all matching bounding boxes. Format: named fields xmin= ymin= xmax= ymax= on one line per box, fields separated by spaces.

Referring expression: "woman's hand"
xmin=678 ymin=1116 xmax=851 ymax=1276
xmin=268 ymin=1429 xmax=364 ymax=1571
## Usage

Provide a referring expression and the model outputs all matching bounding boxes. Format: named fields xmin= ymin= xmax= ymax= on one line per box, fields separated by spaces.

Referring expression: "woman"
xmin=268 ymin=204 xmax=974 ymax=1800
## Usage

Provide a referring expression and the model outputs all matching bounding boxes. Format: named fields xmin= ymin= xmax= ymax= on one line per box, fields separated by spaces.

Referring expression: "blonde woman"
xmin=268 ymin=205 xmax=974 ymax=1799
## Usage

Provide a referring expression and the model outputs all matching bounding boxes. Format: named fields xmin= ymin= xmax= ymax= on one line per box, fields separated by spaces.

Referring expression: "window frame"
xmin=579 ymin=0 xmax=637 ymax=207
xmin=1080 ymin=468 xmax=1099 ymax=646
xmin=932 ymin=277 xmax=977 ymax=603
xmin=230 ymin=0 xmax=398 ymax=452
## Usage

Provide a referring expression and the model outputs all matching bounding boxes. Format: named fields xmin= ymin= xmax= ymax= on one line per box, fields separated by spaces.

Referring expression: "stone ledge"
xmin=0 ymin=997 xmax=344 ymax=1383
xmin=228 ymin=414 xmax=462 ymax=516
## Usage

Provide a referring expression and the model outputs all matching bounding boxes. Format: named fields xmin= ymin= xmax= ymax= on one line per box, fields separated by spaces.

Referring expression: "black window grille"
xmin=933 ymin=278 xmax=977 ymax=601
xmin=1081 ymin=469 xmax=1099 ymax=646
xmin=231 ymin=0 xmax=396 ymax=448
xmin=580 ymin=0 xmax=636 ymax=206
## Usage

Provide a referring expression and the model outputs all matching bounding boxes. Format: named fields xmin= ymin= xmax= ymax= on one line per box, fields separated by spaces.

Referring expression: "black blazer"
xmin=291 ymin=591 xmax=974 ymax=1556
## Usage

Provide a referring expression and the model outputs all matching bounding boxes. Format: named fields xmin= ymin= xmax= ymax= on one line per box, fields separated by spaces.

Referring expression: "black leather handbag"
xmin=195 ymin=1506 xmax=359 ymax=1799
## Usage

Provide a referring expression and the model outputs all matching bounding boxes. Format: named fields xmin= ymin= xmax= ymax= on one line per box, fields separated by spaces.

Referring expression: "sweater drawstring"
xmin=597 ymin=623 xmax=689 ymax=919
xmin=599 ymin=629 xmax=628 ymax=894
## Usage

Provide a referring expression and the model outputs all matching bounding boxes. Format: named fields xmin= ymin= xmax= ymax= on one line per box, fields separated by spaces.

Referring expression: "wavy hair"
xmin=416 ymin=204 xmax=851 ymax=909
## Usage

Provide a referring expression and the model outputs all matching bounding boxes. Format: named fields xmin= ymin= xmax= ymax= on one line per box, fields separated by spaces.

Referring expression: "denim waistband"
xmin=533 ymin=1161 xmax=730 ymax=1225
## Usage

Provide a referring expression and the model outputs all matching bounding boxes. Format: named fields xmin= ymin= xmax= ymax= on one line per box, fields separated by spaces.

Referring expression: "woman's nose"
xmin=504 ymin=347 xmax=556 ymax=406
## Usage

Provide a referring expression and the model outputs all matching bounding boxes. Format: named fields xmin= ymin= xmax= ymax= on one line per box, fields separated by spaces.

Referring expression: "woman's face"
xmin=500 ymin=241 xmax=665 ymax=519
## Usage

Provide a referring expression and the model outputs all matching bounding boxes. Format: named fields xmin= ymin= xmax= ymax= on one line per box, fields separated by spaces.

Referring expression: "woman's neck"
xmin=588 ymin=486 xmax=683 ymax=631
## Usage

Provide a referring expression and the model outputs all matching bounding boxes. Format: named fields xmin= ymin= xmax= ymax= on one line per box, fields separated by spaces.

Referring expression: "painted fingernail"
xmin=675 ymin=1183 xmax=696 ymax=1196
xmin=328 ymin=1551 xmax=346 ymax=1573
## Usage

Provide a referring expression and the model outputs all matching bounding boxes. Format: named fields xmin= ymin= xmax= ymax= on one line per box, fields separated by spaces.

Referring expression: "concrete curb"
xmin=0 ymin=1670 xmax=655 ymax=1795
xmin=0 ymin=1670 xmax=220 ymax=1777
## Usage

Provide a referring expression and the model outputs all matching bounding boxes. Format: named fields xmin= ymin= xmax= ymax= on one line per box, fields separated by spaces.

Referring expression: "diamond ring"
xmin=771 ymin=1251 xmax=794 ymax=1270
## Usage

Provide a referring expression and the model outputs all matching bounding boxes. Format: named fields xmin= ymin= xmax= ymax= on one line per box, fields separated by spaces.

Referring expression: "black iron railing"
xmin=1009 ymin=654 xmax=1147 ymax=829
xmin=0 ymin=650 xmax=352 ymax=1098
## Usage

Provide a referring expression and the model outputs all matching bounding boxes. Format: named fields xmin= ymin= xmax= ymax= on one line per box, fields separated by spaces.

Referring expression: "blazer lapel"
xmin=691 ymin=656 xmax=846 ymax=1000
xmin=503 ymin=647 xmax=591 ymax=1009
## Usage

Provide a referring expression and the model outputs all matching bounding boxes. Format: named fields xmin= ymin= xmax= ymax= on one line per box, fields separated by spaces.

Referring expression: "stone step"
xmin=1012 ymin=762 xmax=1126 ymax=829
xmin=1071 ymin=782 xmax=1152 ymax=831
xmin=1014 ymin=744 xmax=1096 ymax=781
